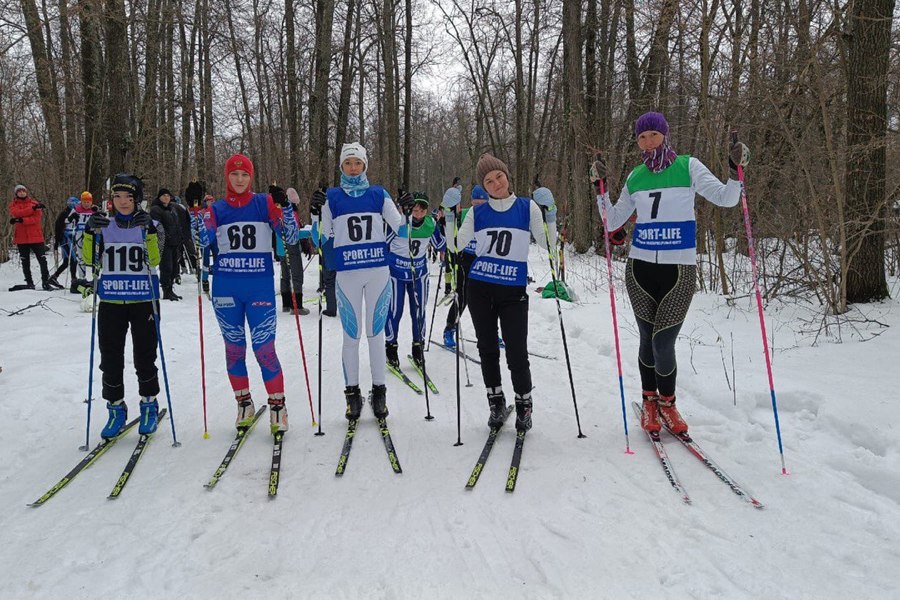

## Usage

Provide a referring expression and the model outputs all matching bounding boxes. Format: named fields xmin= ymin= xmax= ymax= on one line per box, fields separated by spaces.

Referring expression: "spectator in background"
xmin=8 ymin=184 xmax=52 ymax=291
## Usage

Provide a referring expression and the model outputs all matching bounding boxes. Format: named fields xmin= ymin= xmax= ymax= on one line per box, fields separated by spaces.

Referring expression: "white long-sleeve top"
xmin=455 ymin=194 xmax=557 ymax=254
xmin=598 ymin=155 xmax=741 ymax=265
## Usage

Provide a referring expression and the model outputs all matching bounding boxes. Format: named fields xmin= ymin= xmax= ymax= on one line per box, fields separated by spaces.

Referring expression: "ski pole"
xmin=402 ymin=193 xmax=433 ymax=421
xmin=425 ymin=254 xmax=444 ymax=352
xmin=313 ymin=185 xmax=327 ymax=437
xmin=279 ymin=217 xmax=317 ymax=427
xmin=732 ymin=130 xmax=787 ymax=475
xmin=141 ymin=227 xmax=180 ymax=447
xmin=80 ymin=232 xmax=102 ymax=451
xmin=534 ymin=175 xmax=586 ymax=439
xmin=192 ymin=215 xmax=210 ymax=439
xmin=596 ymin=168 xmax=632 ymax=454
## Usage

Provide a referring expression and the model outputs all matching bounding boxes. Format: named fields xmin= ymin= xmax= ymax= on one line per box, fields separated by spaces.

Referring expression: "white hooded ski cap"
xmin=339 ymin=143 xmax=368 ymax=171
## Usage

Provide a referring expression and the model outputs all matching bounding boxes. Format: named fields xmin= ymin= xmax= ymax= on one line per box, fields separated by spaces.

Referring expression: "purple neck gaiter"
xmin=641 ymin=142 xmax=677 ymax=173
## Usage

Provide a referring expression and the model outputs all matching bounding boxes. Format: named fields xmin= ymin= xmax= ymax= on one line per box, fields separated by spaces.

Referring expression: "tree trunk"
xmin=335 ymin=0 xmax=357 ymax=164
xmin=286 ymin=0 xmax=301 ymax=186
xmin=21 ymin=0 xmax=68 ymax=185
xmin=104 ymin=0 xmax=132 ymax=175
xmin=81 ymin=0 xmax=106 ymax=198
xmin=563 ymin=0 xmax=590 ymax=252
xmin=402 ymin=0 xmax=412 ymax=190
xmin=310 ymin=0 xmax=335 ymax=186
xmin=843 ymin=0 xmax=893 ymax=303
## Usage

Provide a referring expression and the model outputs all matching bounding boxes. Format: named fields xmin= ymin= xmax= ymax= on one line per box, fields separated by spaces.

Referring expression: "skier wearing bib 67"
xmin=592 ymin=111 xmax=749 ymax=434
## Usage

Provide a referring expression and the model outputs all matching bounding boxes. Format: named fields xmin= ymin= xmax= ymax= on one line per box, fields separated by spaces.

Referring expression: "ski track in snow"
xmin=1 ymin=249 xmax=899 ymax=599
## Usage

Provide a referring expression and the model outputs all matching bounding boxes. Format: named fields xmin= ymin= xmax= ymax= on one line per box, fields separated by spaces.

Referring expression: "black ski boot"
xmin=411 ymin=341 xmax=425 ymax=370
xmin=370 ymin=384 xmax=389 ymax=419
xmin=487 ymin=387 xmax=507 ymax=429
xmin=515 ymin=393 xmax=533 ymax=432
xmin=385 ymin=342 xmax=400 ymax=369
xmin=345 ymin=385 xmax=362 ymax=421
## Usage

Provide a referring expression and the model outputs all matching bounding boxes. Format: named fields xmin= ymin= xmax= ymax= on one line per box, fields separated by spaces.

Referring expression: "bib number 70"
xmin=486 ymin=230 xmax=512 ymax=256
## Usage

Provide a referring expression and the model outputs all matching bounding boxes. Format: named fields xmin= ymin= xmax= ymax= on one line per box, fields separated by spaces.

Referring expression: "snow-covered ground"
xmin=1 ymin=246 xmax=898 ymax=599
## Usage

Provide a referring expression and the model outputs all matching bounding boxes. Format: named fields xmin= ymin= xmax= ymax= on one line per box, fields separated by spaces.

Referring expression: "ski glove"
xmin=269 ymin=185 xmax=289 ymax=208
xmin=728 ymin=141 xmax=751 ymax=179
xmin=608 ymin=227 xmax=627 ymax=246
xmin=131 ymin=211 xmax=152 ymax=229
xmin=86 ymin=213 xmax=110 ymax=231
xmin=590 ymin=158 xmax=608 ymax=191
xmin=66 ymin=211 xmax=80 ymax=223
xmin=398 ymin=190 xmax=415 ymax=216
xmin=9 ymin=217 xmax=23 ymax=224
xmin=32 ymin=202 xmax=46 ymax=210
xmin=441 ymin=186 xmax=462 ymax=210
xmin=311 ymin=188 xmax=327 ymax=216
xmin=185 ymin=180 xmax=204 ymax=206
xmin=532 ymin=187 xmax=557 ymax=224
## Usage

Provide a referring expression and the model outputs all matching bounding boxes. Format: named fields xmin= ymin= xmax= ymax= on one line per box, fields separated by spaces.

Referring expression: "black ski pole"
xmin=425 ymin=254 xmax=444 ymax=352
xmin=313 ymin=184 xmax=327 ymax=437
xmin=534 ymin=174 xmax=585 ymax=439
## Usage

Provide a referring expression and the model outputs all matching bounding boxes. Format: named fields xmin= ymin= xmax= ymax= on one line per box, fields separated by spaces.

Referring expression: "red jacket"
xmin=9 ymin=196 xmax=45 ymax=244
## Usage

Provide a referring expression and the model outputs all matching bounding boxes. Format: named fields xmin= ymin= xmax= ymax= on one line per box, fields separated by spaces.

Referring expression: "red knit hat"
xmin=225 ymin=154 xmax=254 ymax=199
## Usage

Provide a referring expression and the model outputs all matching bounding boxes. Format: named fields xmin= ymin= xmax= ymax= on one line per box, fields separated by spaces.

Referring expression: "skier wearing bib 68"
xmin=310 ymin=143 xmax=414 ymax=421
xmin=593 ymin=111 xmax=750 ymax=434
xmin=202 ymin=154 xmax=300 ymax=435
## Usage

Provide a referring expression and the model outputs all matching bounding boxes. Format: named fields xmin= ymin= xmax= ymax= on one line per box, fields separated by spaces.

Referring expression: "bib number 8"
xmin=227 ymin=224 xmax=257 ymax=250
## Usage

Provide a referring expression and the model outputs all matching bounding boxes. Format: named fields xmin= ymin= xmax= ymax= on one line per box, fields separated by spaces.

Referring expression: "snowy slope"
xmin=1 ymin=247 xmax=899 ymax=599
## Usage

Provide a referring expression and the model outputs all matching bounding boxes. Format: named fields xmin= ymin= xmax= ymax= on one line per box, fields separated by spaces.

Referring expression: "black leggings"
xmin=625 ymin=259 xmax=696 ymax=397
xmin=467 ymin=279 xmax=532 ymax=397
xmin=98 ymin=302 xmax=160 ymax=401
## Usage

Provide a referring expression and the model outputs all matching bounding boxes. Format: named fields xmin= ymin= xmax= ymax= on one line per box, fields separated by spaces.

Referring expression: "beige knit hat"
xmin=475 ymin=154 xmax=510 ymax=189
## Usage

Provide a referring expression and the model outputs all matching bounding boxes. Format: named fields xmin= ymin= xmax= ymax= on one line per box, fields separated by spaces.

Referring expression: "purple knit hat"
xmin=635 ymin=112 xmax=669 ymax=137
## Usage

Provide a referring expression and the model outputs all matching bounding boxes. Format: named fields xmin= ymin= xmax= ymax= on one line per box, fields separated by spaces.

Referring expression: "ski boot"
xmin=235 ymin=392 xmax=255 ymax=429
xmin=202 ymin=280 xmax=210 ymax=293
xmin=411 ymin=341 xmax=425 ymax=370
xmin=385 ymin=342 xmax=400 ymax=369
xmin=101 ymin=400 xmax=128 ymax=439
xmin=47 ymin=277 xmax=64 ymax=290
xmin=514 ymin=393 xmax=533 ymax=432
xmin=268 ymin=395 xmax=289 ymax=434
xmin=640 ymin=392 xmax=661 ymax=433
xmin=658 ymin=395 xmax=688 ymax=434
xmin=291 ymin=293 xmax=310 ymax=315
xmin=345 ymin=385 xmax=362 ymax=421
xmin=281 ymin=292 xmax=293 ymax=313
xmin=9 ymin=282 xmax=35 ymax=292
xmin=443 ymin=327 xmax=457 ymax=349
xmin=371 ymin=384 xmax=389 ymax=419
xmin=138 ymin=397 xmax=159 ymax=435
xmin=487 ymin=387 xmax=507 ymax=429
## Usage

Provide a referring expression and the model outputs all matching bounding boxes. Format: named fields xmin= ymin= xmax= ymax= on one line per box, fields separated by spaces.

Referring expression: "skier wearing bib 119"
xmin=82 ymin=174 xmax=162 ymax=437
xmin=202 ymin=154 xmax=300 ymax=435
xmin=384 ymin=192 xmax=446 ymax=369
xmin=592 ymin=111 xmax=749 ymax=434
xmin=454 ymin=154 xmax=557 ymax=432
xmin=310 ymin=143 xmax=414 ymax=421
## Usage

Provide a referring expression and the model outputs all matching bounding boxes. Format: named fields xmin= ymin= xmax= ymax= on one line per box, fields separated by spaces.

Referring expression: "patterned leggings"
xmin=625 ymin=259 xmax=696 ymax=397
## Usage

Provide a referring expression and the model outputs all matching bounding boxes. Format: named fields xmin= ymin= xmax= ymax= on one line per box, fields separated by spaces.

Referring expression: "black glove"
xmin=9 ymin=217 xmax=23 ymax=224
xmin=131 ymin=211 xmax=151 ymax=229
xmin=398 ymin=190 xmax=415 ymax=216
xmin=66 ymin=211 xmax=79 ymax=223
xmin=608 ymin=227 xmax=627 ymax=246
xmin=269 ymin=185 xmax=289 ymax=207
xmin=590 ymin=157 xmax=608 ymax=192
xmin=86 ymin=212 xmax=110 ymax=231
xmin=32 ymin=202 xmax=46 ymax=210
xmin=185 ymin=181 xmax=204 ymax=206
xmin=311 ymin=188 xmax=327 ymax=216
xmin=728 ymin=139 xmax=750 ymax=179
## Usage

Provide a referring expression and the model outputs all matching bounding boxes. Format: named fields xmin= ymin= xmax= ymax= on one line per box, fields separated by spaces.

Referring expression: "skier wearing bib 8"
xmin=593 ymin=111 xmax=750 ymax=434
xmin=309 ymin=143 xmax=415 ymax=421
xmin=454 ymin=154 xmax=558 ymax=432
xmin=202 ymin=154 xmax=300 ymax=435
xmin=384 ymin=192 xmax=446 ymax=369
xmin=82 ymin=174 xmax=162 ymax=437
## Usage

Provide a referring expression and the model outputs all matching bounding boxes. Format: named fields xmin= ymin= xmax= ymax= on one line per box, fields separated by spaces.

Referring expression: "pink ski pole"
xmin=732 ymin=131 xmax=787 ymax=475
xmin=596 ymin=168 xmax=633 ymax=454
